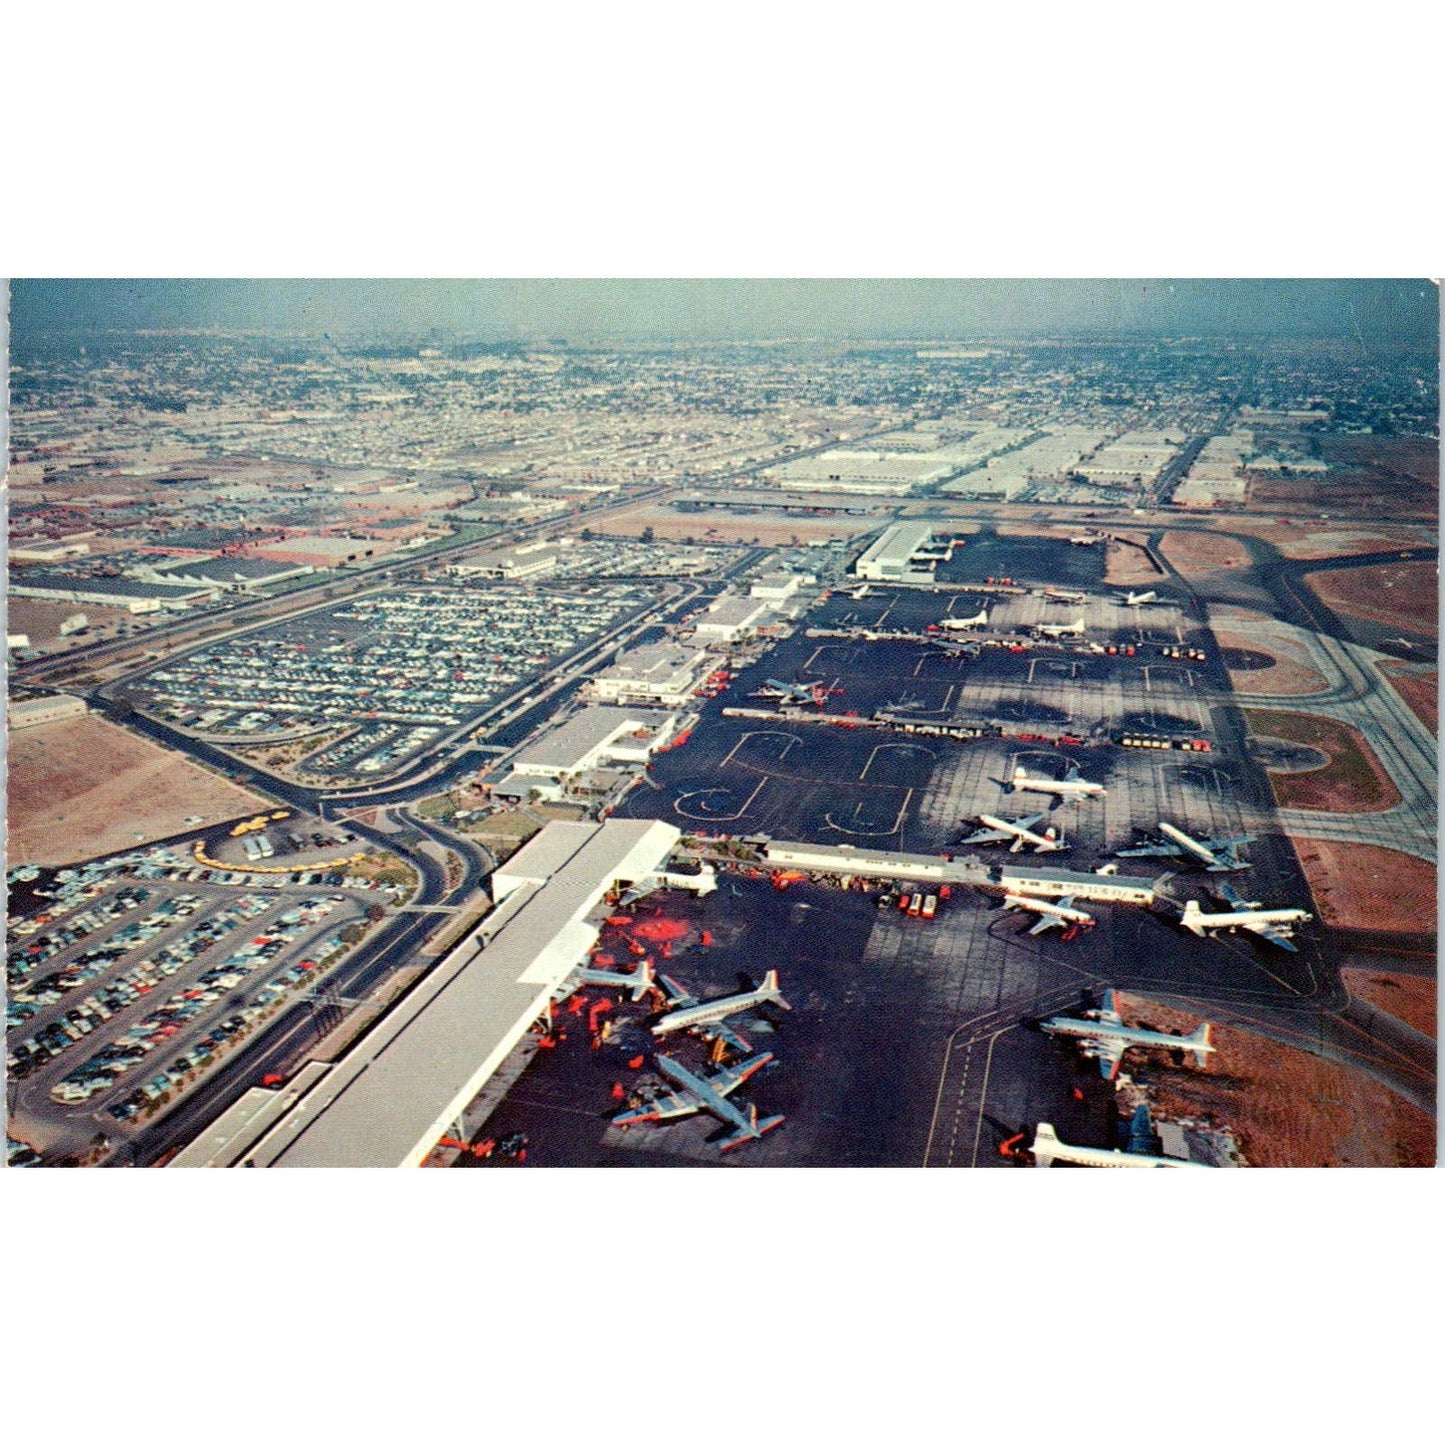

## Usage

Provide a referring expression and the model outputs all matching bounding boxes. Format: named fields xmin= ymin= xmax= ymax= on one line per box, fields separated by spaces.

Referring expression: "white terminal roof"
xmin=174 ymin=819 xmax=681 ymax=1169
xmin=694 ymin=595 xmax=771 ymax=630
xmin=598 ymin=641 xmax=703 ymax=683
xmin=508 ymin=706 xmax=660 ymax=775
xmin=854 ymin=522 xmax=940 ymax=571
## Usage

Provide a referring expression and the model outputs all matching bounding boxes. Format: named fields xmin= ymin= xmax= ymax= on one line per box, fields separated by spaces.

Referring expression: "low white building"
xmin=9 ymin=695 xmax=88 ymax=729
xmin=591 ymin=642 xmax=707 ymax=706
xmin=691 ymin=594 xmax=772 ymax=644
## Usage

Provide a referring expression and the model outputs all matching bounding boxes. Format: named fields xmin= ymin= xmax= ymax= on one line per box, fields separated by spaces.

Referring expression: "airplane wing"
xmin=656 ymin=974 xmax=696 ymax=1007
xmin=712 ymin=1052 xmax=774 ymax=1095
xmin=614 ymin=1090 xmax=701 ymax=1125
xmin=618 ymin=877 xmax=660 ymax=907
xmin=1249 ymin=922 xmax=1299 ymax=952
xmin=699 ymin=1021 xmax=754 ymax=1054
xmin=1097 ymin=988 xmax=1122 ymax=1025
xmin=961 ymin=823 xmax=1012 ymax=845
xmin=1216 ymin=882 xmax=1260 ymax=909
xmin=1091 ymin=1037 xmax=1127 ymax=1080
xmin=1116 ymin=839 xmax=1182 ymax=858
xmin=1027 ymin=913 xmax=1065 ymax=935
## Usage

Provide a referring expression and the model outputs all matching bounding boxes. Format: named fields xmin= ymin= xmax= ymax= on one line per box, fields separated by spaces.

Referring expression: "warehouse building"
xmin=853 ymin=522 xmax=943 ymax=581
xmin=690 ymin=593 xmax=772 ymax=644
xmin=9 ymin=694 xmax=88 ymax=729
xmin=489 ymin=706 xmax=681 ymax=800
xmin=591 ymin=641 xmax=707 ymax=706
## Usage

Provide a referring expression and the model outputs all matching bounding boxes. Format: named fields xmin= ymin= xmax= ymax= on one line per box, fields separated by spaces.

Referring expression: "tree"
xmin=640 ymin=525 xmax=655 ymax=543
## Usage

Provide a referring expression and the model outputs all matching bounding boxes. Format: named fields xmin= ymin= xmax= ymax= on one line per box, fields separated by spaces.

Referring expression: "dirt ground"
xmin=1118 ymin=995 xmax=1435 ymax=1167
xmin=6 ymin=597 xmax=137 ymax=646
xmin=1212 ymin=628 xmax=1329 ymax=695
xmin=1340 ymin=970 xmax=1437 ymax=1040
xmin=6 ymin=713 xmax=271 ymax=866
xmin=1225 ymin=518 xmax=1434 ymax=560
xmin=1305 ymin=559 xmax=1438 ymax=637
xmin=1244 ymin=708 xmax=1402 ymax=812
xmin=1380 ymin=666 xmax=1438 ymax=734
xmin=1287 ymin=838 xmax=1436 ymax=934
xmin=1102 ymin=534 xmax=1165 ymax=586
xmin=1158 ymin=529 xmax=1252 ymax=575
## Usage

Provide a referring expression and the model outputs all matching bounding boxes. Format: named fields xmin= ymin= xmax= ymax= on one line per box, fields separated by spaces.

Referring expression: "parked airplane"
xmin=930 ymin=635 xmax=980 ymax=659
xmin=1003 ymin=892 xmax=1094 ymax=935
xmin=751 ymin=678 xmax=825 ymax=707
xmin=1033 ymin=618 xmax=1086 ymax=639
xmin=652 ymin=969 xmax=791 ymax=1053
xmin=1069 ymin=535 xmax=1102 ymax=546
xmin=961 ymin=813 xmax=1068 ymax=854
xmin=1119 ymin=589 xmax=1159 ymax=606
xmin=1117 ymin=821 xmax=1254 ymax=872
xmin=1209 ymin=880 xmax=1262 ymax=910
xmin=612 ymin=1051 xmax=783 ymax=1150
xmin=1179 ymin=897 xmax=1311 ymax=951
xmin=1039 ymin=988 xmax=1215 ymax=1079
xmin=939 ymin=606 xmax=989 ymax=630
xmin=557 ymin=954 xmax=657 ymax=1003
xmin=1008 ymin=763 xmax=1106 ymax=805
xmin=1031 ymin=1106 xmax=1211 ymax=1168
xmin=850 ymin=583 xmax=871 ymax=599
xmin=1045 ymin=587 xmax=1086 ymax=604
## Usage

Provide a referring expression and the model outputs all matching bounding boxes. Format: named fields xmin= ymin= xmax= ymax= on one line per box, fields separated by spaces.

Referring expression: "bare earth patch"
xmin=1340 ymin=970 xmax=1437 ymax=1040
xmin=1379 ymin=666 xmax=1438 ymax=734
xmin=6 ymin=713 xmax=271 ymax=866
xmin=1159 ymin=529 xmax=1252 ymax=575
xmin=1286 ymin=838 xmax=1436 ymax=934
xmin=1117 ymin=995 xmax=1434 ymax=1167
xmin=1226 ymin=518 xmax=1434 ymax=560
xmin=1212 ymin=628 xmax=1329 ymax=695
xmin=597 ymin=499 xmax=885 ymax=547
xmin=1243 ymin=708 xmax=1402 ymax=812
xmin=1305 ymin=560 xmax=1438 ymax=638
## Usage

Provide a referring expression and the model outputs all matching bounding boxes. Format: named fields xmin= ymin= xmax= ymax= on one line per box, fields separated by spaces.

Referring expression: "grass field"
xmin=1243 ymin=707 xmax=1402 ymax=812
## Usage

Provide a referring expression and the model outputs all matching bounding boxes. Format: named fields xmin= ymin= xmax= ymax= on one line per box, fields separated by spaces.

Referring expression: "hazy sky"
xmin=9 ymin=278 xmax=1439 ymax=344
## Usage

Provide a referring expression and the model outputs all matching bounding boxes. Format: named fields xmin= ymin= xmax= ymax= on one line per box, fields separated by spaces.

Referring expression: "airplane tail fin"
xmin=719 ymin=1105 xmax=785 ymax=1150
xmin=1190 ymin=1021 xmax=1213 ymax=1061
xmin=760 ymin=969 xmax=792 ymax=1010
xmin=630 ymin=956 xmax=657 ymax=1000
xmin=1180 ymin=900 xmax=1206 ymax=936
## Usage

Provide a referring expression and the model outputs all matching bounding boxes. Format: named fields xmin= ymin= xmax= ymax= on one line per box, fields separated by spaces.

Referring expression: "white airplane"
xmin=612 ymin=1051 xmax=783 ymax=1150
xmin=1119 ymin=589 xmax=1160 ymax=607
xmin=961 ymin=813 xmax=1068 ymax=854
xmin=1069 ymin=535 xmax=1102 ymax=546
xmin=557 ymin=955 xmax=657 ymax=1003
xmin=1179 ymin=897 xmax=1311 ymax=951
xmin=652 ymin=969 xmax=791 ymax=1053
xmin=1033 ymin=618 xmax=1086 ymax=639
xmin=850 ymin=583 xmax=871 ymax=599
xmin=1031 ymin=1107 xmax=1211 ymax=1168
xmin=1117 ymin=821 xmax=1254 ymax=872
xmin=1009 ymin=763 xmax=1106 ymax=806
xmin=930 ymin=635 xmax=980 ymax=659
xmin=1045 ymin=587 xmax=1086 ymax=604
xmin=939 ymin=606 xmax=989 ymax=631
xmin=1003 ymin=892 xmax=1094 ymax=935
xmin=1039 ymin=988 xmax=1216 ymax=1080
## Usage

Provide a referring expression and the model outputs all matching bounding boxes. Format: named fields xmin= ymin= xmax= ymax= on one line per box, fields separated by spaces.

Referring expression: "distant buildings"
xmin=9 ymin=695 xmax=88 ymax=729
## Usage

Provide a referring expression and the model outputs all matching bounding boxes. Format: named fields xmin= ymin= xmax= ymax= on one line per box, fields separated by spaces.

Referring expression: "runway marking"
xmin=968 ymin=1027 xmax=1008 ymax=1168
xmin=859 ymin=742 xmax=936 ymax=783
xmin=719 ymin=730 xmax=800 ymax=770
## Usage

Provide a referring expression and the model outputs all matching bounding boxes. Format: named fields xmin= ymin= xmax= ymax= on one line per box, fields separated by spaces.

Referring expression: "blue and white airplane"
xmin=1117 ymin=820 xmax=1254 ymax=872
xmin=1003 ymin=892 xmax=1094 ymax=935
xmin=961 ymin=812 xmax=1068 ymax=854
xmin=1039 ymin=988 xmax=1215 ymax=1080
xmin=1180 ymin=896 xmax=1310 ymax=951
xmin=751 ymin=678 xmax=825 ymax=707
xmin=557 ymin=955 xmax=657 ymax=1003
xmin=612 ymin=1051 xmax=783 ymax=1150
xmin=1031 ymin=1105 xmax=1211 ymax=1168
xmin=652 ymin=969 xmax=791 ymax=1054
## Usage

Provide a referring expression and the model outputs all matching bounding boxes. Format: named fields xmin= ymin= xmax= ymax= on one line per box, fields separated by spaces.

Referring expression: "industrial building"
xmin=591 ymin=641 xmax=708 ymax=706
xmin=852 ymin=522 xmax=944 ymax=582
xmin=690 ymin=593 xmax=772 ymax=644
xmin=8 ymin=695 xmax=88 ymax=729
xmin=489 ymin=706 xmax=680 ymax=799
xmin=452 ymin=539 xmax=562 ymax=581
xmin=168 ymin=819 xmax=690 ymax=1168
xmin=749 ymin=570 xmax=812 ymax=601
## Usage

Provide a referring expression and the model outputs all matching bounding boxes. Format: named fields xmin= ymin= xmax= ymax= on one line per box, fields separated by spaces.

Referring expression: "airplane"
xmin=1008 ymin=763 xmax=1106 ymax=806
xmin=1179 ymin=897 xmax=1311 ymax=951
xmin=557 ymin=954 xmax=657 ymax=1003
xmin=1002 ymin=892 xmax=1094 ymax=935
xmin=750 ymin=678 xmax=825 ymax=707
xmin=1030 ymin=1106 xmax=1211 ymax=1168
xmin=1116 ymin=821 xmax=1254 ymax=872
xmin=1119 ymin=589 xmax=1160 ymax=606
xmin=1209 ymin=880 xmax=1262 ymax=909
xmin=1033 ymin=618 xmax=1086 ymax=639
xmin=612 ymin=1051 xmax=783 ymax=1150
xmin=651 ymin=969 xmax=791 ymax=1053
xmin=938 ymin=606 xmax=989 ymax=630
xmin=850 ymin=583 xmax=871 ymax=599
xmin=929 ymin=635 xmax=980 ymax=659
xmin=1044 ymin=587 xmax=1086 ymax=604
xmin=1038 ymin=987 xmax=1215 ymax=1080
xmin=1069 ymin=535 xmax=1102 ymax=546
xmin=960 ymin=813 xmax=1068 ymax=854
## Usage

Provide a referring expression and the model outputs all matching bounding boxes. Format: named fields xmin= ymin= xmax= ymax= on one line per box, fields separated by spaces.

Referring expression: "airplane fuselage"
xmin=1040 ymin=1016 xmax=1214 ymax=1056
xmin=978 ymin=814 xmax=1064 ymax=851
xmin=1184 ymin=906 xmax=1309 ymax=933
xmin=652 ymin=987 xmax=779 ymax=1038
xmin=1004 ymin=893 xmax=1092 ymax=924
xmin=1032 ymin=1124 xmax=1209 ymax=1169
